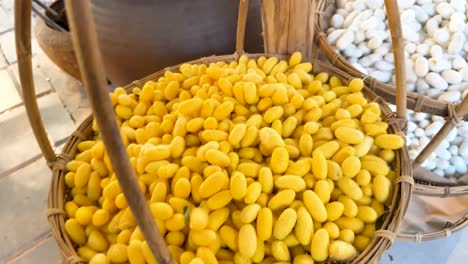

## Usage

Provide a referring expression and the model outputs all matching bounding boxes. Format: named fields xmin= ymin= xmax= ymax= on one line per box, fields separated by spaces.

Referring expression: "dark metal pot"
xmin=90 ymin=0 xmax=264 ymax=86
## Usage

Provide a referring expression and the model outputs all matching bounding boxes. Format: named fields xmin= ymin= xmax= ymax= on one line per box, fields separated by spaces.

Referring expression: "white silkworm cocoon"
xmin=426 ymin=15 xmax=442 ymax=34
xmin=327 ymin=29 xmax=345 ymax=45
xmin=384 ymin=53 xmax=394 ymax=63
xmin=416 ymin=0 xmax=431 ymax=6
xmin=364 ymin=0 xmax=383 ymax=10
xmin=408 ymin=121 xmax=418 ymax=132
xmin=373 ymin=8 xmax=386 ymax=20
xmin=412 ymin=5 xmax=429 ymax=22
xmin=452 ymin=56 xmax=467 ymax=70
xmin=354 ymin=31 xmax=366 ymax=44
xmin=414 ymin=112 xmax=428 ymax=121
xmin=449 ymin=12 xmax=466 ymax=32
xmin=343 ymin=11 xmax=359 ymax=27
xmin=426 ymin=88 xmax=442 ymax=97
xmin=426 ymin=72 xmax=449 ymax=90
xmin=425 ymin=121 xmax=444 ymax=136
xmin=428 ymin=57 xmax=451 ymax=72
xmin=403 ymin=27 xmax=420 ymax=42
xmin=441 ymin=69 xmax=462 ymax=84
xmin=416 ymin=43 xmax=430 ymax=56
xmin=437 ymin=90 xmax=461 ymax=102
xmin=375 ymin=60 xmax=394 ymax=71
xmin=336 ymin=31 xmax=355 ymax=50
xmin=331 ymin=14 xmax=345 ymax=28
xmin=358 ymin=42 xmax=371 ymax=55
xmin=374 ymin=43 xmax=391 ymax=55
xmin=352 ymin=0 xmax=367 ymax=11
xmin=414 ymin=127 xmax=425 ymax=137
xmin=448 ymin=32 xmax=465 ymax=54
xmin=367 ymin=36 xmax=383 ymax=49
xmin=343 ymin=45 xmax=363 ymax=57
xmin=416 ymin=78 xmax=430 ymax=91
xmin=414 ymin=57 xmax=430 ymax=77
xmin=397 ymin=0 xmax=416 ymax=10
xmin=432 ymin=28 xmax=450 ymax=46
xmin=436 ymin=148 xmax=452 ymax=160
xmin=430 ymin=44 xmax=443 ymax=58
xmin=459 ymin=68 xmax=468 ymax=82
xmin=371 ymin=70 xmax=392 ymax=82
xmin=452 ymin=156 xmax=468 ymax=174
xmin=436 ymin=2 xmax=454 ymax=19
xmin=405 ymin=43 xmax=417 ymax=54
xmin=449 ymin=145 xmax=459 ymax=156
xmin=450 ymin=0 xmax=466 ymax=12
xmin=421 ymin=3 xmax=435 ymax=16
xmin=460 ymin=141 xmax=468 ymax=157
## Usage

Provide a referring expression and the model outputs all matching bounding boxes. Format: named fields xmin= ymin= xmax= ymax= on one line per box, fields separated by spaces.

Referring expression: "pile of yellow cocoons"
xmin=63 ymin=52 xmax=404 ymax=264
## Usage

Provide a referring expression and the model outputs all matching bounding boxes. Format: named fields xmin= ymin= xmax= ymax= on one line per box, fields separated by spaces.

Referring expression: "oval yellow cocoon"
xmin=375 ymin=134 xmax=404 ymax=149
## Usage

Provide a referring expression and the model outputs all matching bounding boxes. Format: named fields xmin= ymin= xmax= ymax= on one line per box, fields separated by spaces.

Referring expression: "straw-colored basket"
xmin=314 ymin=0 xmax=468 ymax=242
xmin=15 ymin=0 xmax=413 ymax=263
xmin=315 ymin=0 xmax=468 ymax=197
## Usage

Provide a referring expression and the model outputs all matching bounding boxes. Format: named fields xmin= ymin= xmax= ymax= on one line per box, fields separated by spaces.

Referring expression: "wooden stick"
xmin=413 ymin=96 xmax=468 ymax=168
xmin=236 ymin=0 xmax=249 ymax=54
xmin=383 ymin=0 xmax=407 ymax=121
xmin=64 ymin=1 xmax=174 ymax=263
xmin=14 ymin=0 xmax=56 ymax=164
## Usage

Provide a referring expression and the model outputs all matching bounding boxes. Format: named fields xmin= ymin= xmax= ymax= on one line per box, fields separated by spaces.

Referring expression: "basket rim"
xmin=316 ymin=0 xmax=468 ymax=197
xmin=48 ymin=53 xmax=413 ymax=264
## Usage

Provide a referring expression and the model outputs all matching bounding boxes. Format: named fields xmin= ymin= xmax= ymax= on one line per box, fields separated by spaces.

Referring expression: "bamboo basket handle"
xmin=384 ymin=0 xmax=407 ymax=123
xmin=14 ymin=0 xmax=56 ymax=165
xmin=413 ymin=96 xmax=468 ymax=170
xmin=236 ymin=0 xmax=249 ymax=54
xmin=63 ymin=1 xmax=175 ymax=263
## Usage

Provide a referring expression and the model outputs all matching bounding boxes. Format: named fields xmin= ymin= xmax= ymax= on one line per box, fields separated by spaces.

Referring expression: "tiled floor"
xmin=1 ymin=1 xmax=467 ymax=264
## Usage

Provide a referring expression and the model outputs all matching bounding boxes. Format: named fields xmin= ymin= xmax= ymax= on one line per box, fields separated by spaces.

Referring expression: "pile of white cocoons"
xmin=326 ymin=0 xmax=468 ymax=180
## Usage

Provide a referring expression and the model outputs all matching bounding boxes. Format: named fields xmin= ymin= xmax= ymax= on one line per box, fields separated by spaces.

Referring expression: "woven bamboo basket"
xmin=15 ymin=0 xmax=413 ymax=263
xmin=315 ymin=0 xmax=468 ymax=198
xmin=314 ymin=0 xmax=468 ymax=242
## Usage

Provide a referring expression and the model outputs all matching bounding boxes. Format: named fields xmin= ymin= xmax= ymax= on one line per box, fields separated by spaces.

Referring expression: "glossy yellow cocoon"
xmin=337 ymin=177 xmax=363 ymax=201
xmin=273 ymin=208 xmax=297 ymax=240
xmin=270 ymin=147 xmax=289 ymax=174
xmin=311 ymin=229 xmax=329 ymax=262
xmin=329 ymin=240 xmax=357 ymax=261
xmin=335 ymin=217 xmax=364 ymax=233
xmin=326 ymin=201 xmax=345 ymax=221
xmin=107 ymin=243 xmax=128 ymax=263
xmin=375 ymin=134 xmax=404 ymax=149
xmin=338 ymin=196 xmax=358 ymax=217
xmin=293 ymin=255 xmax=314 ymax=264
xmin=303 ymin=190 xmax=327 ymax=222
xmin=312 ymin=151 xmax=327 ymax=180
xmin=357 ymin=206 xmax=378 ymax=223
xmin=268 ymin=189 xmax=295 ymax=211
xmin=275 ymin=175 xmax=306 ymax=192
xmin=239 ymin=224 xmax=257 ymax=258
xmin=244 ymin=182 xmax=262 ymax=204
xmin=314 ymin=180 xmax=331 ymax=204
xmin=341 ymin=156 xmax=361 ymax=178
xmin=373 ymin=175 xmax=392 ymax=203
xmin=208 ymin=208 xmax=230 ymax=231
xmin=199 ymin=172 xmax=228 ymax=199
xmin=335 ymin=127 xmax=365 ymax=144
xmin=65 ymin=219 xmax=86 ymax=245
xmin=88 ymin=230 xmax=108 ymax=252
xmin=150 ymin=202 xmax=173 ymax=220
xmin=207 ymin=190 xmax=232 ymax=210
xmin=295 ymin=206 xmax=314 ymax=246
xmin=190 ymin=207 xmax=209 ymax=230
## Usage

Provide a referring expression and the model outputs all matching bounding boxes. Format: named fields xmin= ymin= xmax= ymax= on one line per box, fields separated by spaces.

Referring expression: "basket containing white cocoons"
xmin=316 ymin=0 xmax=468 ymax=241
xmin=16 ymin=0 xmax=414 ymax=263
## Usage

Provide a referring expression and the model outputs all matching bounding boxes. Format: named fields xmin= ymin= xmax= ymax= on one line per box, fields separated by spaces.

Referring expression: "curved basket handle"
xmin=15 ymin=0 xmax=56 ymax=165
xmin=383 ymin=0 xmax=407 ymax=123
xmin=236 ymin=0 xmax=249 ymax=54
xmin=63 ymin=1 xmax=175 ymax=263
